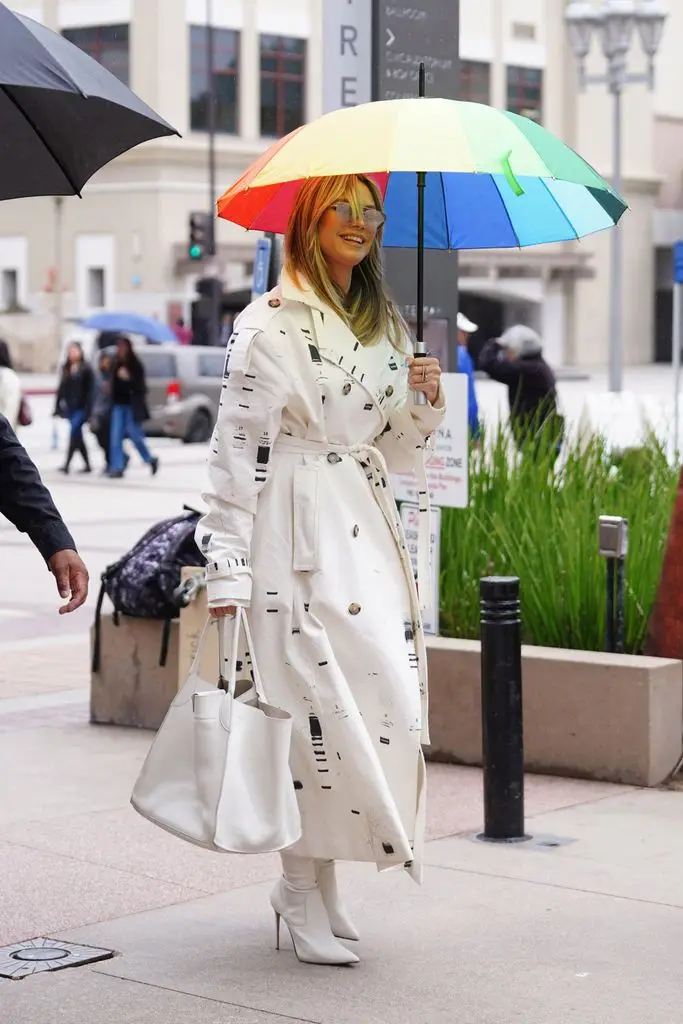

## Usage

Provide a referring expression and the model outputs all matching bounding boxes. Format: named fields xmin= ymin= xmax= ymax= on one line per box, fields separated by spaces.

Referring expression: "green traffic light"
xmin=189 ymin=243 xmax=203 ymax=260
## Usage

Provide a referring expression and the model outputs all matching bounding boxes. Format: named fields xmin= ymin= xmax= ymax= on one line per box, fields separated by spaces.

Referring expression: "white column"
xmin=241 ymin=0 xmax=259 ymax=140
xmin=541 ymin=280 xmax=566 ymax=368
xmin=490 ymin=0 xmax=506 ymax=108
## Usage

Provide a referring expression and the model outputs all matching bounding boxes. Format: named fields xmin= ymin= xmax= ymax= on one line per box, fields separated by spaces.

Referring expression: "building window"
xmin=87 ymin=268 xmax=106 ymax=309
xmin=459 ymin=61 xmax=490 ymax=105
xmin=62 ymin=25 xmax=130 ymax=85
xmin=260 ymin=35 xmax=306 ymax=138
xmin=1 ymin=269 xmax=18 ymax=311
xmin=506 ymin=66 xmax=543 ymax=122
xmin=190 ymin=26 xmax=239 ymax=134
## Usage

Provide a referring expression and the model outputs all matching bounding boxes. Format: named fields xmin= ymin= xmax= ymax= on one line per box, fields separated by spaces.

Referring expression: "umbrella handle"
xmin=413 ymin=348 xmax=428 ymax=407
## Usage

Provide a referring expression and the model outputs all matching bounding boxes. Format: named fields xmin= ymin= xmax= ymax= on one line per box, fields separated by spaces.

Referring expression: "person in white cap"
xmin=456 ymin=312 xmax=481 ymax=441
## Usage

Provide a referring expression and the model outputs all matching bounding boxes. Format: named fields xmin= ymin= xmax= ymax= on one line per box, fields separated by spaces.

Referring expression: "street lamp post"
xmin=564 ymin=0 xmax=667 ymax=394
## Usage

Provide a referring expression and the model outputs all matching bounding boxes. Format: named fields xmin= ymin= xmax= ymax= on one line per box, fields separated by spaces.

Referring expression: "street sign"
xmin=400 ymin=502 xmax=441 ymax=635
xmin=373 ymin=0 xmax=460 ymax=101
xmin=391 ymin=373 xmax=469 ymax=508
xmin=674 ymin=240 xmax=683 ymax=285
xmin=372 ymin=0 xmax=461 ymax=370
xmin=323 ymin=0 xmax=372 ymax=113
xmin=251 ymin=237 xmax=273 ymax=301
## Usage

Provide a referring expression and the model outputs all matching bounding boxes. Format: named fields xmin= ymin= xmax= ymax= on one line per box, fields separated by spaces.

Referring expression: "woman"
xmin=478 ymin=325 xmax=564 ymax=457
xmin=107 ymin=336 xmax=158 ymax=479
xmin=0 ymin=339 xmax=21 ymax=429
xmin=54 ymin=342 xmax=94 ymax=474
xmin=197 ymin=175 xmax=444 ymax=966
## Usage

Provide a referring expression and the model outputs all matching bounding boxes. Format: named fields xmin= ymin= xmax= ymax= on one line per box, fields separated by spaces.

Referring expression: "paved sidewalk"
xmin=1 ymin=633 xmax=682 ymax=1022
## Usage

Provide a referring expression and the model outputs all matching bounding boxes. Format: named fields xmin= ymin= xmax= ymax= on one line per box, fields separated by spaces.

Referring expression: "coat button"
xmin=352 ymin=525 xmax=359 ymax=537
xmin=348 ymin=603 xmax=361 ymax=615
xmin=342 ymin=382 xmax=352 ymax=395
xmin=268 ymin=297 xmax=281 ymax=308
xmin=327 ymin=452 xmax=342 ymax=464
xmin=385 ymin=385 xmax=394 ymax=397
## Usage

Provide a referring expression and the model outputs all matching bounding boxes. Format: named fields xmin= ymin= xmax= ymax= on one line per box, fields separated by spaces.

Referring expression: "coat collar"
xmin=279 ymin=270 xmax=330 ymax=315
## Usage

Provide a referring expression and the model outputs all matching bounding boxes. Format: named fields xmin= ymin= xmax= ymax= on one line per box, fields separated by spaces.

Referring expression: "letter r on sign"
xmin=340 ymin=24 xmax=358 ymax=57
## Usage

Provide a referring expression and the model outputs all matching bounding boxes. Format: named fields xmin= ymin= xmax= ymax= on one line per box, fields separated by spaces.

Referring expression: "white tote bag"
xmin=131 ymin=610 xmax=302 ymax=854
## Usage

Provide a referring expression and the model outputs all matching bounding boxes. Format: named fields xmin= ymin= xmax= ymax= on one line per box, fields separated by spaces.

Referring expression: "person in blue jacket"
xmin=455 ymin=312 xmax=481 ymax=442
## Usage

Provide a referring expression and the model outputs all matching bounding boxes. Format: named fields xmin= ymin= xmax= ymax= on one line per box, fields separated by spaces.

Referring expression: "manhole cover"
xmin=0 ymin=938 xmax=115 ymax=980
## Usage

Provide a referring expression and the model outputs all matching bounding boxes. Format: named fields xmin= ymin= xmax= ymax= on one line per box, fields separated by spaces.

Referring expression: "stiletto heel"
xmin=269 ymin=879 xmax=359 ymax=966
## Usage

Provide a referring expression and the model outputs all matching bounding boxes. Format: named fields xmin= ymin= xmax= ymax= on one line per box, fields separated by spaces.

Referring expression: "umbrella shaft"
xmin=416 ymin=170 xmax=426 ymax=349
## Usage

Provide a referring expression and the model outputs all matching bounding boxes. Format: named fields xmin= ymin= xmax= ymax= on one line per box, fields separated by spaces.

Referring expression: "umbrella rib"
xmin=1 ymin=85 xmax=83 ymax=197
xmin=494 ymin=177 xmax=522 ymax=248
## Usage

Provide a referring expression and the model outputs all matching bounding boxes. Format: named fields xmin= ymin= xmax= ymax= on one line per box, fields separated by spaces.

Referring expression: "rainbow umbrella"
xmin=218 ymin=98 xmax=626 ymax=247
xmin=218 ymin=83 xmax=626 ymax=359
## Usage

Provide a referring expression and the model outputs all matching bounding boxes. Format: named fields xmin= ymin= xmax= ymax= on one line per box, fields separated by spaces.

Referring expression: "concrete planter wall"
xmin=427 ymin=637 xmax=683 ymax=787
xmin=90 ymin=605 xmax=683 ymax=787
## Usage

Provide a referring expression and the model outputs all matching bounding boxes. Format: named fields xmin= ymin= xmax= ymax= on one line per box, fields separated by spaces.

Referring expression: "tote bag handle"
xmin=217 ymin=609 xmax=267 ymax=702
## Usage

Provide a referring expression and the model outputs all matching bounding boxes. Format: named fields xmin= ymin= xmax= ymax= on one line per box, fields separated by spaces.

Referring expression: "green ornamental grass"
xmin=439 ymin=423 xmax=678 ymax=654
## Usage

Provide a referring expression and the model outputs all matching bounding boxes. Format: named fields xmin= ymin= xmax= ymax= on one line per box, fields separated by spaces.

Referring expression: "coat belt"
xmin=273 ymin=436 xmax=431 ymax=614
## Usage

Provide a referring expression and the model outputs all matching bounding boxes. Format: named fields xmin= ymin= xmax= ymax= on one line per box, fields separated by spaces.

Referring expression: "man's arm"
xmin=478 ymin=340 xmax=522 ymax=385
xmin=0 ymin=414 xmax=76 ymax=561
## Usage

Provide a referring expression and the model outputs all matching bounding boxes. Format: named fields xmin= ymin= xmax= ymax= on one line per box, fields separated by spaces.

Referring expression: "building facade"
xmin=0 ymin=0 xmax=682 ymax=370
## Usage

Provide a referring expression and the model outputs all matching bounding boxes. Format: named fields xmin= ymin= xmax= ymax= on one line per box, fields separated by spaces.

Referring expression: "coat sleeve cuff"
xmin=410 ymin=384 xmax=446 ymax=437
xmin=206 ymin=574 xmax=252 ymax=607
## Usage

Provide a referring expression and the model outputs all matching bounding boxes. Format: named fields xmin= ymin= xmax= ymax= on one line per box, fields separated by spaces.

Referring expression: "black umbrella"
xmin=0 ymin=3 xmax=178 ymax=200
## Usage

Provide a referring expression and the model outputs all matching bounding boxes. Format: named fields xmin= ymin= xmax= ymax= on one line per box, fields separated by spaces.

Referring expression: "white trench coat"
xmin=197 ymin=272 xmax=445 ymax=881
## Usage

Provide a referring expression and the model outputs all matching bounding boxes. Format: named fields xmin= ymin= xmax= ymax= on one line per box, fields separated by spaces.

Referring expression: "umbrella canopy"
xmin=81 ymin=312 xmax=177 ymax=343
xmin=0 ymin=3 xmax=178 ymax=200
xmin=217 ymin=98 xmax=626 ymax=249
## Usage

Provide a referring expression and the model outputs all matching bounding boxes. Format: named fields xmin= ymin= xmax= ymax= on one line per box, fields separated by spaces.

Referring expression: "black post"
xmin=416 ymin=62 xmax=426 ymax=355
xmin=615 ymin=557 xmax=626 ymax=654
xmin=206 ymin=0 xmax=219 ymax=348
xmin=479 ymin=576 xmax=527 ymax=843
xmin=605 ymin=559 xmax=615 ymax=653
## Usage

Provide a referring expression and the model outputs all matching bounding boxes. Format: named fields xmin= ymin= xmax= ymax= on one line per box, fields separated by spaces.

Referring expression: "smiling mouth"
xmin=339 ymin=234 xmax=366 ymax=246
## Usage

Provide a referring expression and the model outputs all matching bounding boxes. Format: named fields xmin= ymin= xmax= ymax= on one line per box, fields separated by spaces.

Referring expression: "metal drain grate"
xmin=0 ymin=938 xmax=115 ymax=980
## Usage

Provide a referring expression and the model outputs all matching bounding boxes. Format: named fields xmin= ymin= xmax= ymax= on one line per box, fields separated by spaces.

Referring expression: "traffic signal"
xmin=188 ymin=212 xmax=211 ymax=261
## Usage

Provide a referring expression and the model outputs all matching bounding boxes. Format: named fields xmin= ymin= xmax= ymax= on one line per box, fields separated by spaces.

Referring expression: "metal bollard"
xmin=478 ymin=576 xmax=528 ymax=843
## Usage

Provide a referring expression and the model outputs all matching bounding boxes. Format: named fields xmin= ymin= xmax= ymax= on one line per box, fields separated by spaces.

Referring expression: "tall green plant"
xmin=439 ymin=424 xmax=677 ymax=653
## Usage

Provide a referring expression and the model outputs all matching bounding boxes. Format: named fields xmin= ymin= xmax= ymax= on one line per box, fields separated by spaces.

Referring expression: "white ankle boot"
xmin=316 ymin=859 xmax=360 ymax=942
xmin=271 ymin=855 xmax=359 ymax=966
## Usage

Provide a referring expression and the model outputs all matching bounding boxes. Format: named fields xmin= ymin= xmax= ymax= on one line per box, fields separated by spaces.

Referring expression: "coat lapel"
xmin=279 ymin=271 xmax=399 ymax=417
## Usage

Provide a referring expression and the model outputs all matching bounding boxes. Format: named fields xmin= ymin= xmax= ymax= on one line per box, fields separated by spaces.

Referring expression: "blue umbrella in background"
xmin=81 ymin=312 xmax=178 ymax=343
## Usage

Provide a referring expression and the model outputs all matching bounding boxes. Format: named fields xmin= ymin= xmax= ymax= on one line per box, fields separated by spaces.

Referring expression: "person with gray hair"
xmin=478 ymin=325 xmax=563 ymax=456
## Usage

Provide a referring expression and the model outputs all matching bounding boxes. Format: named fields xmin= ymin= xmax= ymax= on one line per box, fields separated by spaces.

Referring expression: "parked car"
xmin=137 ymin=345 xmax=224 ymax=443
xmin=95 ymin=343 xmax=224 ymax=443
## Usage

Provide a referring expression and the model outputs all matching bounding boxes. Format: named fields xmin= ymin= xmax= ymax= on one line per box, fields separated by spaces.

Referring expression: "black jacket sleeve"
xmin=478 ymin=340 xmax=523 ymax=384
xmin=0 ymin=415 xmax=76 ymax=563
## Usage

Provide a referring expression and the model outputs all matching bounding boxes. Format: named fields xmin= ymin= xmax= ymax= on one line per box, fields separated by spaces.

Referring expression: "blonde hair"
xmin=284 ymin=174 xmax=406 ymax=349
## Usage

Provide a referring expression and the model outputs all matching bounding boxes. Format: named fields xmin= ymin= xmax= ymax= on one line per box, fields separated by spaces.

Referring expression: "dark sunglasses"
xmin=330 ymin=201 xmax=386 ymax=229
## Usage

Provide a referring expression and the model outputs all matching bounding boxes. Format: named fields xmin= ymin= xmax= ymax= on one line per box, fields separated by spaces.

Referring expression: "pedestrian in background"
xmin=478 ymin=325 xmax=563 ymax=458
xmin=172 ymin=317 xmax=192 ymax=345
xmin=54 ymin=342 xmax=94 ymax=475
xmin=108 ymin=336 xmax=159 ymax=479
xmin=89 ymin=350 xmax=129 ymax=475
xmin=0 ymin=339 xmax=22 ymax=430
xmin=455 ymin=312 xmax=481 ymax=443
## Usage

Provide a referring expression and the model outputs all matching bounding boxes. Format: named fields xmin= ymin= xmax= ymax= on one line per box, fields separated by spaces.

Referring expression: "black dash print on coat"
xmin=304 ymin=603 xmax=310 ymax=612
xmin=351 ymin=809 xmax=361 ymax=815
xmin=380 ymin=736 xmax=390 ymax=745
xmin=266 ymin=591 xmax=278 ymax=596
xmin=238 ymin=404 xmax=250 ymax=410
xmin=244 ymin=373 xmax=256 ymax=380
xmin=404 ymin=621 xmax=414 ymax=642
xmin=309 ymin=714 xmax=329 ymax=774
xmin=292 ymin=627 xmax=301 ymax=635
xmin=242 ymin=386 xmax=254 ymax=393
xmin=308 ymin=344 xmax=322 ymax=363
xmin=382 ymin=843 xmax=395 ymax=855
xmin=293 ymin=780 xmax=303 ymax=790
xmin=318 ymin=661 xmax=328 ymax=667
xmin=353 ymin=341 xmax=360 ymax=351
xmin=255 ymin=442 xmax=271 ymax=483
xmin=321 ymin=785 xmax=332 ymax=790
xmin=235 ymin=660 xmax=243 ymax=672
xmin=267 ymin=609 xmax=279 ymax=614
xmin=280 ymin=329 xmax=287 ymax=335
xmin=364 ymin=403 xmax=373 ymax=411
xmin=389 ymin=359 xmax=398 ymax=370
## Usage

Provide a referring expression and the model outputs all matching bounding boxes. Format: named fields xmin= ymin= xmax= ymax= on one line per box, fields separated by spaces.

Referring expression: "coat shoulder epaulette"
xmin=223 ymin=288 xmax=292 ymax=375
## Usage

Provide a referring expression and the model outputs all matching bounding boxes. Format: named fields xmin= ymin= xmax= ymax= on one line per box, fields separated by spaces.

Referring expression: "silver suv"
xmin=136 ymin=345 xmax=225 ymax=443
